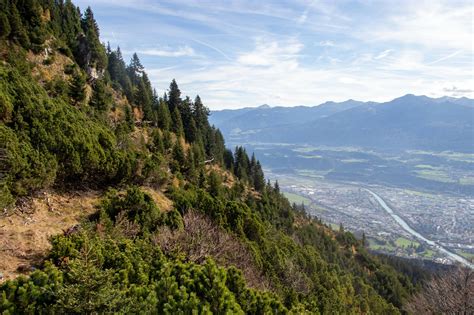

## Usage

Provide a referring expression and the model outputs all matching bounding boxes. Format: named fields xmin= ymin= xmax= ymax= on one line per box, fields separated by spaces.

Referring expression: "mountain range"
xmin=210 ymin=95 xmax=474 ymax=152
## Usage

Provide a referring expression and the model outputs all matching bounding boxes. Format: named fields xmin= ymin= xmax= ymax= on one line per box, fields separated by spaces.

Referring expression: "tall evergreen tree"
xmin=253 ymin=161 xmax=265 ymax=192
xmin=192 ymin=95 xmax=210 ymax=131
xmin=223 ymin=149 xmax=234 ymax=172
xmin=127 ymin=53 xmax=144 ymax=85
xmin=81 ymin=7 xmax=99 ymax=36
xmin=69 ymin=71 xmax=87 ymax=104
xmin=78 ymin=7 xmax=107 ymax=70
xmin=135 ymin=76 xmax=153 ymax=120
xmin=124 ymin=105 xmax=134 ymax=131
xmin=0 ymin=12 xmax=11 ymax=39
xmin=171 ymin=106 xmax=184 ymax=137
xmin=167 ymin=79 xmax=181 ymax=114
xmin=157 ymin=99 xmax=171 ymax=131
xmin=171 ymin=140 xmax=185 ymax=173
xmin=9 ymin=5 xmax=30 ymax=47
xmin=180 ymin=96 xmax=197 ymax=142
xmin=234 ymin=146 xmax=250 ymax=182
xmin=90 ymin=79 xmax=112 ymax=111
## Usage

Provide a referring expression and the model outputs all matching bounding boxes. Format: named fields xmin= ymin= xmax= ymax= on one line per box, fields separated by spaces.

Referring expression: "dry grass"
xmin=205 ymin=164 xmax=236 ymax=189
xmin=140 ymin=186 xmax=173 ymax=212
xmin=0 ymin=190 xmax=100 ymax=282
xmin=28 ymin=46 xmax=73 ymax=84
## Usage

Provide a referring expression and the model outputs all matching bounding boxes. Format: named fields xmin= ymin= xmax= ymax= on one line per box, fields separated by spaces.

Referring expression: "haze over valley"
xmin=211 ymin=95 xmax=474 ymax=265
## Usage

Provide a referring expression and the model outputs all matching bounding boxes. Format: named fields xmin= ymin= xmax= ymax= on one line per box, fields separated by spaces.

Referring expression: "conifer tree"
xmin=90 ymin=79 xmax=112 ymax=111
xmin=180 ymin=96 xmax=195 ymax=142
xmin=253 ymin=161 xmax=265 ymax=192
xmin=208 ymin=171 xmax=222 ymax=197
xmin=192 ymin=95 xmax=210 ymax=131
xmin=171 ymin=140 xmax=185 ymax=173
xmin=274 ymin=180 xmax=280 ymax=193
xmin=135 ymin=77 xmax=153 ymax=120
xmin=186 ymin=117 xmax=198 ymax=143
xmin=171 ymin=106 xmax=184 ymax=137
xmin=9 ymin=5 xmax=30 ymax=47
xmin=124 ymin=105 xmax=134 ymax=131
xmin=223 ymin=149 xmax=234 ymax=172
xmin=168 ymin=79 xmax=181 ymax=113
xmin=0 ymin=13 xmax=11 ymax=38
xmin=157 ymin=99 xmax=171 ymax=131
xmin=163 ymin=130 xmax=173 ymax=151
xmin=234 ymin=147 xmax=250 ymax=182
xmin=69 ymin=71 xmax=86 ymax=104
xmin=150 ymin=129 xmax=164 ymax=154
xmin=127 ymin=53 xmax=144 ymax=85
xmin=81 ymin=7 xmax=99 ymax=36
xmin=80 ymin=7 xmax=107 ymax=70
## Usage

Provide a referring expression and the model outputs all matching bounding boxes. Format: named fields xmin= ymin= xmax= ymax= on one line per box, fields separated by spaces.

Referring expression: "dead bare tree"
xmin=404 ymin=266 xmax=473 ymax=314
xmin=153 ymin=210 xmax=269 ymax=290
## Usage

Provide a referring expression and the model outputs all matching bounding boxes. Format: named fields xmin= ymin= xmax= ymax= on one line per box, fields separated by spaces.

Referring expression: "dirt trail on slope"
xmin=0 ymin=190 xmax=100 ymax=283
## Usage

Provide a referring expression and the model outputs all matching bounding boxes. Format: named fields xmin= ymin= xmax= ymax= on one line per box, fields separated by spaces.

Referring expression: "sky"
xmin=73 ymin=0 xmax=474 ymax=109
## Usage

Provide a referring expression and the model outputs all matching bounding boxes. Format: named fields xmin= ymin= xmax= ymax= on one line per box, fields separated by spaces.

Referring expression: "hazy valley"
xmin=211 ymin=96 xmax=474 ymax=266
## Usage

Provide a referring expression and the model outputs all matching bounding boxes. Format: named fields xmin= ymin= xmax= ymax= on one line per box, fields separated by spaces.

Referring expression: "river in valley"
xmin=365 ymin=189 xmax=473 ymax=269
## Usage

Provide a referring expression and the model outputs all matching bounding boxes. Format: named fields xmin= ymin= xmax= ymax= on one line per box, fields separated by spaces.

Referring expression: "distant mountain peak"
xmin=258 ymin=104 xmax=271 ymax=109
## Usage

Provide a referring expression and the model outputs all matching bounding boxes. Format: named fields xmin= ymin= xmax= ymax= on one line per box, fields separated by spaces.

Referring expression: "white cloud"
xmin=318 ymin=40 xmax=335 ymax=47
xmin=138 ymin=46 xmax=196 ymax=57
xmin=374 ymin=49 xmax=393 ymax=60
xmin=78 ymin=0 xmax=473 ymax=108
xmin=237 ymin=37 xmax=303 ymax=67
xmin=366 ymin=1 xmax=473 ymax=50
xmin=427 ymin=50 xmax=462 ymax=65
xmin=147 ymin=39 xmax=474 ymax=109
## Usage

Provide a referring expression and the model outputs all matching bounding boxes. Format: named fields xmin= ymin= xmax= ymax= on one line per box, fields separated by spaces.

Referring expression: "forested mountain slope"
xmin=0 ymin=1 xmax=435 ymax=313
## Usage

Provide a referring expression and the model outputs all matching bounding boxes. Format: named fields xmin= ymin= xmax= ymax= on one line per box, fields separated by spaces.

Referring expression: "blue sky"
xmin=73 ymin=0 xmax=473 ymax=109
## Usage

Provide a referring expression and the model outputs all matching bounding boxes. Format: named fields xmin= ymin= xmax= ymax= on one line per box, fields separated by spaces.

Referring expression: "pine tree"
xmin=69 ymin=71 xmax=86 ymax=104
xmin=223 ymin=149 xmax=234 ymax=172
xmin=171 ymin=106 xmax=184 ymax=137
xmin=157 ymin=99 xmax=171 ymax=131
xmin=135 ymin=77 xmax=153 ymax=120
xmin=124 ymin=105 xmax=134 ymax=131
xmin=171 ymin=141 xmax=185 ymax=173
xmin=107 ymin=46 xmax=127 ymax=88
xmin=79 ymin=7 xmax=107 ymax=70
xmin=9 ymin=5 xmax=30 ymax=48
xmin=208 ymin=171 xmax=222 ymax=198
xmin=253 ymin=161 xmax=265 ymax=192
xmin=163 ymin=131 xmax=173 ymax=151
xmin=192 ymin=95 xmax=210 ymax=131
xmin=150 ymin=129 xmax=164 ymax=154
xmin=81 ymin=7 xmax=100 ymax=36
xmin=90 ymin=79 xmax=112 ymax=111
xmin=234 ymin=147 xmax=250 ymax=182
xmin=274 ymin=180 xmax=280 ymax=193
xmin=180 ymin=96 xmax=195 ymax=142
xmin=168 ymin=79 xmax=181 ymax=114
xmin=0 ymin=12 xmax=11 ymax=38
xmin=127 ymin=53 xmax=144 ymax=85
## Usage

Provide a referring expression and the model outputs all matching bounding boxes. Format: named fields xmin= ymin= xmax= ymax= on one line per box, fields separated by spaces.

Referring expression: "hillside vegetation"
xmin=0 ymin=1 xmax=429 ymax=313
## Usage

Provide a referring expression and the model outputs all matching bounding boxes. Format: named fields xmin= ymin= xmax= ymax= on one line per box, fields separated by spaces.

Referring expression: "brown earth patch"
xmin=0 ymin=190 xmax=100 ymax=282
xmin=140 ymin=186 xmax=173 ymax=212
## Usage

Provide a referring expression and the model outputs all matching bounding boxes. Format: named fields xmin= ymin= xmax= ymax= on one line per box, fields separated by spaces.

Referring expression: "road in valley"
xmin=365 ymin=189 xmax=474 ymax=269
